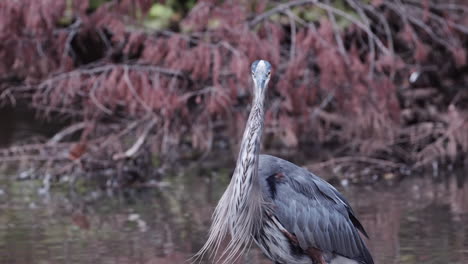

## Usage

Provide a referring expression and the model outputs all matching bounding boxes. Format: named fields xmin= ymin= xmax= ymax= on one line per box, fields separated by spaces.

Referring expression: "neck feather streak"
xmin=195 ymin=98 xmax=266 ymax=264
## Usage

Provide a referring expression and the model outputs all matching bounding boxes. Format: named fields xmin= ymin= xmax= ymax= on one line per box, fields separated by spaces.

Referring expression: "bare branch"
xmin=90 ymin=77 xmax=113 ymax=115
xmin=123 ymin=65 xmax=153 ymax=113
xmin=310 ymin=156 xmax=403 ymax=170
xmin=249 ymin=0 xmax=312 ymax=27
xmin=113 ymin=118 xmax=157 ymax=160
xmin=47 ymin=122 xmax=87 ymax=145
xmin=325 ymin=0 xmax=349 ymax=64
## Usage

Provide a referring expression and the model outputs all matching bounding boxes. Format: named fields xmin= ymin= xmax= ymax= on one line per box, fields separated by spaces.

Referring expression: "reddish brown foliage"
xmin=1 ymin=0 xmax=467 ymax=184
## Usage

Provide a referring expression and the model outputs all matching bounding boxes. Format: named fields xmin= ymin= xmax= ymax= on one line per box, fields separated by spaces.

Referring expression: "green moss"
xmin=57 ymin=0 xmax=74 ymax=26
xmin=144 ymin=3 xmax=175 ymax=30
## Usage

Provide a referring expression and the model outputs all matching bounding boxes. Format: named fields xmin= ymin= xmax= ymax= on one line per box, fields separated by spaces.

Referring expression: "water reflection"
xmin=342 ymin=174 xmax=468 ymax=264
xmin=0 ymin=171 xmax=467 ymax=264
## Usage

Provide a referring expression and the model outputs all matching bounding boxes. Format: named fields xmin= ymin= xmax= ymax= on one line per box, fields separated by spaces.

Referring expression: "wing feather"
xmin=258 ymin=155 xmax=373 ymax=264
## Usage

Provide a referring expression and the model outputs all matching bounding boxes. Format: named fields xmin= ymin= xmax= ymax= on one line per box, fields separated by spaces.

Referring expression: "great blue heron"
xmin=196 ymin=60 xmax=373 ymax=264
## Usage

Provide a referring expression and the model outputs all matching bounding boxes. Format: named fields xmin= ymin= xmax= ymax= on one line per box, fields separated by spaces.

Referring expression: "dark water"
xmin=0 ymin=170 xmax=467 ymax=264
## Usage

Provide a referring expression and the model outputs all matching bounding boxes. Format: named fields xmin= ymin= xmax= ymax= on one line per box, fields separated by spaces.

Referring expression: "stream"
xmin=0 ymin=168 xmax=467 ymax=264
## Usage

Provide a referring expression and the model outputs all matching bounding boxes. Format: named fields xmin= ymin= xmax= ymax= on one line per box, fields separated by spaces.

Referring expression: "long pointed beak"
xmin=253 ymin=75 xmax=268 ymax=90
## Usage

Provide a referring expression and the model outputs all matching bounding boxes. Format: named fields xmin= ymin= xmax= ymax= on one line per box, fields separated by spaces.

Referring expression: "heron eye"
xmin=267 ymin=71 xmax=271 ymax=76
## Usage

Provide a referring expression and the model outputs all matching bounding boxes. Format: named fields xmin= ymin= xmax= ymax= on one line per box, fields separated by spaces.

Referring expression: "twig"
xmin=384 ymin=1 xmax=455 ymax=48
xmin=113 ymin=118 xmax=157 ymax=160
xmin=62 ymin=18 xmax=82 ymax=62
xmin=344 ymin=0 xmax=375 ymax=78
xmin=405 ymin=4 xmax=468 ymax=34
xmin=310 ymin=92 xmax=335 ymax=120
xmin=0 ymin=88 xmax=16 ymax=106
xmin=219 ymin=41 xmax=241 ymax=57
xmin=414 ymin=111 xmax=467 ymax=168
xmin=405 ymin=0 xmax=468 ymax=16
xmin=90 ymin=77 xmax=113 ymax=115
xmin=123 ymin=66 xmax=153 ymax=113
xmin=286 ymin=11 xmax=332 ymax=49
xmin=0 ymin=155 xmax=69 ymax=162
xmin=310 ymin=156 xmax=402 ymax=169
xmin=361 ymin=3 xmax=396 ymax=79
xmin=97 ymin=118 xmax=146 ymax=148
xmin=250 ymin=0 xmax=391 ymax=56
xmin=34 ymin=64 xmax=187 ymax=90
xmin=32 ymin=104 xmax=83 ymax=116
xmin=249 ymin=0 xmax=312 ymax=27
xmin=178 ymin=87 xmax=216 ymax=103
xmin=325 ymin=0 xmax=349 ymax=65
xmin=316 ymin=1 xmax=391 ymax=55
xmin=47 ymin=122 xmax=87 ymax=145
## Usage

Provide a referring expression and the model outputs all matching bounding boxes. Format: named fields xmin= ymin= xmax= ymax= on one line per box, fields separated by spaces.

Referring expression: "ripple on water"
xmin=0 ymin=172 xmax=467 ymax=264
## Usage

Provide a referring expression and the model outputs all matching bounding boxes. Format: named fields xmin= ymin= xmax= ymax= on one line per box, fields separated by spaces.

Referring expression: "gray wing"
xmin=258 ymin=155 xmax=373 ymax=264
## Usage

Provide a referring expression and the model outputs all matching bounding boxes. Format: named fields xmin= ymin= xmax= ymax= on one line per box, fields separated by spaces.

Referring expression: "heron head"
xmin=251 ymin=60 xmax=271 ymax=97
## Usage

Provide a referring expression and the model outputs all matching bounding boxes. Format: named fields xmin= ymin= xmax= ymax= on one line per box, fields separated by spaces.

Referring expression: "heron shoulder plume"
xmin=194 ymin=60 xmax=272 ymax=264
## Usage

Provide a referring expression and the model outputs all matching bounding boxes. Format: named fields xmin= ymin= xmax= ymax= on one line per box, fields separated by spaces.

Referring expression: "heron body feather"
xmin=197 ymin=60 xmax=373 ymax=264
xmin=256 ymin=155 xmax=373 ymax=264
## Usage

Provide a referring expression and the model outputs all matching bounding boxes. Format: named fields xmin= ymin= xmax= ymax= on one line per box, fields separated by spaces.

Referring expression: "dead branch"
xmin=325 ymin=0 xmax=349 ymax=65
xmin=113 ymin=118 xmax=157 ymax=160
xmin=310 ymin=156 xmax=403 ymax=170
xmin=123 ymin=65 xmax=153 ymax=113
xmin=249 ymin=0 xmax=312 ymax=27
xmin=47 ymin=122 xmax=86 ymax=145
xmin=90 ymin=77 xmax=113 ymax=115
xmin=1 ymin=0 xmax=467 ymax=185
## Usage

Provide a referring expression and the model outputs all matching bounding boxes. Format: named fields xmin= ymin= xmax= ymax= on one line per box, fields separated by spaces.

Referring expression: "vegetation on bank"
xmin=0 ymin=0 xmax=467 ymax=187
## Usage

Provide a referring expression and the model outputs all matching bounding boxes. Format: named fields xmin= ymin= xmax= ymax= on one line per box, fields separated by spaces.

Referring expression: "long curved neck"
xmin=195 ymin=93 xmax=266 ymax=264
xmin=231 ymin=95 xmax=265 ymax=209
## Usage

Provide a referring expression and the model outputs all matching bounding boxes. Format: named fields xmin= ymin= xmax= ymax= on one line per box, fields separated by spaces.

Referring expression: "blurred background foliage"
xmin=1 ymin=3 xmax=467 ymax=264
xmin=0 ymin=0 xmax=467 ymax=187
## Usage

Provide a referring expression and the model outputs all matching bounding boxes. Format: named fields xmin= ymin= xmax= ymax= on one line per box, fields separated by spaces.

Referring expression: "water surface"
xmin=0 ymin=170 xmax=467 ymax=264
